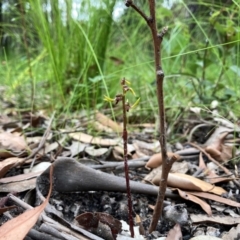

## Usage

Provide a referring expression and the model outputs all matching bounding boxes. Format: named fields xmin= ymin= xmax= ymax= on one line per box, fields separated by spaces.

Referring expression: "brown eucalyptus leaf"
xmin=112 ymin=148 xmax=124 ymax=160
xmin=205 ymin=131 xmax=232 ymax=162
xmin=153 ymin=173 xmax=226 ymax=195
xmin=177 ymin=189 xmax=212 ymax=216
xmin=0 ymin=157 xmax=24 ymax=178
xmin=186 ymin=191 xmax=240 ymax=207
xmin=204 ymin=126 xmax=230 ymax=147
xmin=146 ymin=152 xmax=181 ymax=169
xmin=190 ymin=214 xmax=240 ymax=225
xmin=0 ymin=171 xmax=42 ymax=184
xmin=0 ymin=177 xmax=36 ymax=192
xmin=166 ymin=223 xmax=182 ymax=240
xmin=0 ymin=132 xmax=28 ymax=158
xmin=135 ymin=214 xmax=145 ymax=236
xmin=198 ymin=152 xmax=224 ymax=184
xmin=0 ymin=166 xmax=53 ymax=240
xmin=144 ymin=161 xmax=188 ymax=183
xmin=95 ymin=111 xmax=122 ymax=133
xmin=198 ymin=152 xmax=206 ymax=170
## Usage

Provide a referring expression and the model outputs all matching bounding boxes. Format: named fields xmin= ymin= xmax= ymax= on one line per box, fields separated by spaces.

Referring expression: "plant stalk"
xmin=125 ymin=0 xmax=177 ymax=233
xmin=122 ymin=89 xmax=134 ymax=238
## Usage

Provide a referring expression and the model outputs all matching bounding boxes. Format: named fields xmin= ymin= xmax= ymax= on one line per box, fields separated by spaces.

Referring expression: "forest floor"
xmin=0 ymin=95 xmax=240 ymax=240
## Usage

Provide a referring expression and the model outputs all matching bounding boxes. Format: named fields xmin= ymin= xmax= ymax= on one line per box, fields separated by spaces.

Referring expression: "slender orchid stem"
xmin=121 ymin=80 xmax=134 ymax=238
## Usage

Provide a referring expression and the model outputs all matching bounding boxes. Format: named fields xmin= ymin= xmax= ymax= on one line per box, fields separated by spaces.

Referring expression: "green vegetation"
xmin=0 ymin=0 xmax=239 ymax=122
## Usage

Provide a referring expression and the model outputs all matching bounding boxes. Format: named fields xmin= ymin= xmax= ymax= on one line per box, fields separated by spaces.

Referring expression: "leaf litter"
xmin=0 ymin=107 xmax=240 ymax=239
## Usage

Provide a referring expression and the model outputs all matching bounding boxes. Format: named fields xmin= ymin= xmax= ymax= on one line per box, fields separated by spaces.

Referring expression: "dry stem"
xmin=121 ymin=84 xmax=134 ymax=237
xmin=125 ymin=0 xmax=176 ymax=232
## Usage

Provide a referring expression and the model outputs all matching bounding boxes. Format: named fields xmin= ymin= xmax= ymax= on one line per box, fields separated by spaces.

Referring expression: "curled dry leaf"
xmin=146 ymin=152 xmax=181 ymax=169
xmin=0 ymin=132 xmax=28 ymax=158
xmin=177 ymin=189 xmax=212 ymax=216
xmin=205 ymin=131 xmax=233 ymax=162
xmin=152 ymin=173 xmax=226 ymax=195
xmin=144 ymin=161 xmax=189 ymax=183
xmin=0 ymin=165 xmax=53 ymax=240
xmin=0 ymin=157 xmax=24 ymax=178
xmin=186 ymin=191 xmax=240 ymax=208
xmin=198 ymin=152 xmax=234 ymax=184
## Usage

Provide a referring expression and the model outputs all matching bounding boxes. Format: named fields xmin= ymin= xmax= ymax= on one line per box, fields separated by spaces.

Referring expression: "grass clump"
xmin=0 ymin=0 xmax=239 ymax=123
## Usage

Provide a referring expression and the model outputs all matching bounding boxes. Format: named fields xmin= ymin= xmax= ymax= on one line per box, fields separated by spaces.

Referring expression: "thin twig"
xmin=29 ymin=113 xmax=55 ymax=169
xmin=125 ymin=0 xmax=149 ymax=22
xmin=14 ymin=112 xmax=55 ymax=168
xmin=126 ymin=0 xmax=172 ymax=232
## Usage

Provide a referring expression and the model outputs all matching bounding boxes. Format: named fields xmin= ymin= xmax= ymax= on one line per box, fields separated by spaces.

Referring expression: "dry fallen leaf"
xmin=222 ymin=224 xmax=240 ymax=240
xmin=186 ymin=191 xmax=240 ymax=207
xmin=198 ymin=152 xmax=231 ymax=184
xmin=166 ymin=223 xmax=182 ymax=240
xmin=95 ymin=111 xmax=122 ymax=133
xmin=146 ymin=152 xmax=181 ymax=169
xmin=190 ymin=213 xmax=240 ymax=225
xmin=153 ymin=173 xmax=226 ymax=195
xmin=69 ymin=132 xmax=120 ymax=146
xmin=85 ymin=146 xmax=109 ymax=157
xmin=177 ymin=189 xmax=212 ymax=216
xmin=0 ymin=157 xmax=24 ymax=178
xmin=0 ymin=171 xmax=42 ymax=184
xmin=144 ymin=161 xmax=189 ymax=183
xmin=135 ymin=214 xmax=145 ymax=236
xmin=39 ymin=142 xmax=59 ymax=155
xmin=91 ymin=121 xmax=113 ymax=133
xmin=66 ymin=141 xmax=87 ymax=157
xmin=205 ymin=130 xmax=233 ymax=162
xmin=0 ymin=132 xmax=28 ymax=158
xmin=0 ymin=165 xmax=53 ymax=240
xmin=0 ymin=177 xmax=36 ymax=193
